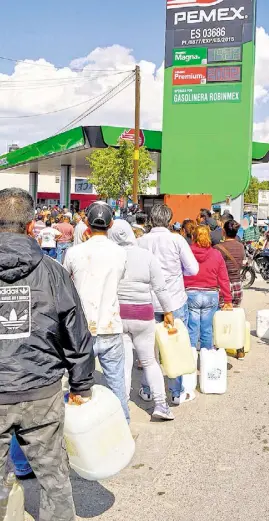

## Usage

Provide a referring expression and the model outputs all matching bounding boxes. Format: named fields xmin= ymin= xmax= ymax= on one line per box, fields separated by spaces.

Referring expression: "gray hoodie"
xmin=108 ymin=220 xmax=172 ymax=312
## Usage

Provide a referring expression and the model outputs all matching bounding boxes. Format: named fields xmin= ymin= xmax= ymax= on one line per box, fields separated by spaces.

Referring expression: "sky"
xmin=0 ymin=0 xmax=269 ymax=177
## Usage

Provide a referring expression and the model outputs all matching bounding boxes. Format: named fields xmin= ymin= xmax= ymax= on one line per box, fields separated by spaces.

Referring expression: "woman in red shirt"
xmin=184 ymin=225 xmax=232 ymax=350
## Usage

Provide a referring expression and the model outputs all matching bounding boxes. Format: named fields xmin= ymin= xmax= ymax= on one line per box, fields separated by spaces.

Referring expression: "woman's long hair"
xmin=193 ymin=225 xmax=211 ymax=248
xmin=184 ymin=220 xmax=197 ymax=240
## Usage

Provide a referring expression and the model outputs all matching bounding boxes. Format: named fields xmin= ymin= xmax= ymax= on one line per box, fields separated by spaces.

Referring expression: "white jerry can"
xmin=256 ymin=309 xmax=269 ymax=340
xmin=226 ymin=321 xmax=251 ymax=356
xmin=200 ymin=349 xmax=227 ymax=395
xmin=213 ymin=308 xmax=246 ymax=350
xmin=0 ymin=473 xmax=24 ymax=521
xmin=155 ymin=319 xmax=196 ymax=378
xmin=64 ymin=385 xmax=135 ymax=481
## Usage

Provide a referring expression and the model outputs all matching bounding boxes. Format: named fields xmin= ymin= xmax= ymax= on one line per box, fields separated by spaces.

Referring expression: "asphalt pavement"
xmin=23 ymin=278 xmax=269 ymax=521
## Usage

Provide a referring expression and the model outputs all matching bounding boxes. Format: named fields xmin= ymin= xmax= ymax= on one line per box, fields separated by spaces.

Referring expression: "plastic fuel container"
xmin=64 ymin=385 xmax=135 ymax=481
xmin=155 ymin=319 xmax=196 ymax=378
xmin=0 ymin=473 xmax=24 ymax=521
xmin=226 ymin=321 xmax=251 ymax=356
xmin=200 ymin=348 xmax=227 ymax=394
xmin=213 ymin=308 xmax=246 ymax=350
xmin=256 ymin=309 xmax=269 ymax=340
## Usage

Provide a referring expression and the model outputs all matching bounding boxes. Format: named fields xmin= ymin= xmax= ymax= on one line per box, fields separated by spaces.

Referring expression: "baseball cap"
xmin=87 ymin=201 xmax=113 ymax=229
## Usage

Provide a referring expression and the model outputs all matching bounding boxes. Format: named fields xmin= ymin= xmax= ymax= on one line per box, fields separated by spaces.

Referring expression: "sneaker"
xmin=139 ymin=387 xmax=153 ymax=402
xmin=172 ymin=391 xmax=196 ymax=406
xmin=236 ymin=348 xmax=245 ymax=361
xmin=152 ymin=404 xmax=175 ymax=421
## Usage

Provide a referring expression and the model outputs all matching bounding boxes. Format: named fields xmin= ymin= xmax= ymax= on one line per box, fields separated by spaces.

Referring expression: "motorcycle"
xmin=241 ymin=245 xmax=269 ymax=289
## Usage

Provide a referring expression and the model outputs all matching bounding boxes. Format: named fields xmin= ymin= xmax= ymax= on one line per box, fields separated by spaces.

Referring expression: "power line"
xmin=56 ymin=72 xmax=135 ymax=134
xmin=57 ymin=73 xmax=135 ymax=133
xmin=0 ymin=54 xmax=133 ymax=73
xmin=0 ymin=70 xmax=132 ymax=85
xmin=0 ymin=72 xmax=133 ymax=91
xmin=0 ymin=74 xmax=135 ymax=170
xmin=81 ymin=76 xmax=135 ymax=122
xmin=0 ymin=91 xmax=114 ymax=119
xmin=0 ymin=73 xmax=134 ymax=121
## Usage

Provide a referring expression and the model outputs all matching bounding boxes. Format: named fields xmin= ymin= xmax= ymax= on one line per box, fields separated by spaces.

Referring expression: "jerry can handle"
xmin=167 ymin=325 xmax=178 ymax=336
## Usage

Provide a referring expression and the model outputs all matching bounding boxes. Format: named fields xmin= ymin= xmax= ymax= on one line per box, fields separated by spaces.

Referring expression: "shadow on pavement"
xmin=247 ymin=286 xmax=269 ymax=292
xmin=250 ymin=329 xmax=269 ymax=345
xmin=71 ymin=470 xmax=115 ymax=518
xmin=21 ymin=471 xmax=115 ymax=520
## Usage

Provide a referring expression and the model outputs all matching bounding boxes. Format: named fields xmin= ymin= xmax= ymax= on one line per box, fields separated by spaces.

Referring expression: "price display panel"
xmin=208 ymin=47 xmax=242 ymax=64
xmin=207 ymin=66 xmax=242 ymax=84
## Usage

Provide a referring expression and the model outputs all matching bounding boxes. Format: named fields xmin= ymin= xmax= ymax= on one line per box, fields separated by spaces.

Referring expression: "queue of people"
xmin=0 ymin=189 xmax=247 ymax=521
xmin=32 ymin=205 xmax=88 ymax=263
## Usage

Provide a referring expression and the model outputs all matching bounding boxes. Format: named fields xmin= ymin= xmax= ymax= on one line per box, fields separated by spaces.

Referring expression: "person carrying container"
xmin=139 ymin=204 xmax=199 ymax=405
xmin=0 ymin=188 xmax=94 ymax=521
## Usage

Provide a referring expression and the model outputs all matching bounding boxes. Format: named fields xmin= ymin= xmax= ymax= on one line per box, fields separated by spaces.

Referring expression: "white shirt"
xmin=38 ymin=227 xmax=61 ymax=249
xmin=74 ymin=220 xmax=88 ymax=245
xmin=139 ymin=227 xmax=199 ymax=312
xmin=64 ymin=236 xmax=126 ymax=336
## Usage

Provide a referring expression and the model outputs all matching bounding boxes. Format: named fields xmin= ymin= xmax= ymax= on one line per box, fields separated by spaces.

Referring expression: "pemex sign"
xmin=161 ymin=0 xmax=257 ymax=203
xmin=120 ymin=129 xmax=145 ymax=147
xmin=167 ymin=0 xmax=224 ymax=7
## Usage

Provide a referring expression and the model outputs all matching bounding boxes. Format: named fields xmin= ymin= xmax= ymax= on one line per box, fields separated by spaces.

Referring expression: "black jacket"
xmin=0 ymin=233 xmax=94 ymax=404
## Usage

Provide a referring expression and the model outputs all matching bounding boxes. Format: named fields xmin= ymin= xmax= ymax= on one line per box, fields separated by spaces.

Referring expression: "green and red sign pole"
xmin=161 ymin=0 xmax=257 ymax=205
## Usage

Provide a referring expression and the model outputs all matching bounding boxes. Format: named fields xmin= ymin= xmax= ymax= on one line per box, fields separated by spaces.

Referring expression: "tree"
xmin=87 ymin=139 xmax=155 ymax=200
xmin=244 ymin=176 xmax=269 ymax=203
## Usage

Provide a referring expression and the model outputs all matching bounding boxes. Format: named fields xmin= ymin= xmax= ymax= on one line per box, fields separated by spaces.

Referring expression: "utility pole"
xmin=133 ymin=65 xmax=141 ymax=205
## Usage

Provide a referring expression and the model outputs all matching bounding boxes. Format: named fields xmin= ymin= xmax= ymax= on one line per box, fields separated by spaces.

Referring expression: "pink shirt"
xmin=55 ymin=223 xmax=74 ymax=243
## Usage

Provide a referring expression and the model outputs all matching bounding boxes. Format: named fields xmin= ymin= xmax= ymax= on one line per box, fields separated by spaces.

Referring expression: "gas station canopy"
xmin=0 ymin=125 xmax=267 ymax=175
xmin=252 ymin=142 xmax=269 ymax=163
xmin=0 ymin=126 xmax=162 ymax=177
xmin=0 ymin=125 xmax=268 ymax=208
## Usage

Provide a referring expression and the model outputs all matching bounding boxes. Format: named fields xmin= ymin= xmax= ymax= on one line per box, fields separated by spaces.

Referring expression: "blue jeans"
xmin=56 ymin=243 xmax=71 ymax=264
xmin=42 ymin=247 xmax=57 ymax=259
xmin=93 ymin=334 xmax=130 ymax=422
xmin=10 ymin=435 xmax=32 ymax=476
xmin=187 ymin=290 xmax=219 ymax=349
xmin=145 ymin=303 xmax=189 ymax=398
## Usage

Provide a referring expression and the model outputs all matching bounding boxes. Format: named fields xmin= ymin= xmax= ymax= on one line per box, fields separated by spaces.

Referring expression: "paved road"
xmin=24 ymin=279 xmax=269 ymax=521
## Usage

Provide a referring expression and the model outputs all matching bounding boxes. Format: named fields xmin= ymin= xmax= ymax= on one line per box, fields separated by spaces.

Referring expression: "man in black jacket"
xmin=0 ymin=188 xmax=94 ymax=521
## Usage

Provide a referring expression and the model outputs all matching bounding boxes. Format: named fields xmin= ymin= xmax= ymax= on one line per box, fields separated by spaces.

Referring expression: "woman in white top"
xmin=38 ymin=220 xmax=62 ymax=259
xmin=109 ymin=219 xmax=175 ymax=421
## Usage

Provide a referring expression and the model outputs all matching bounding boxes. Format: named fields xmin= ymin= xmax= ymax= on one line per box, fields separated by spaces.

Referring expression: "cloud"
xmin=253 ymin=27 xmax=269 ymax=143
xmin=254 ymin=27 xmax=269 ymax=97
xmin=254 ymin=85 xmax=269 ymax=104
xmin=254 ymin=120 xmax=269 ymax=143
xmin=0 ymin=27 xmax=269 ymax=154
xmin=252 ymin=164 xmax=269 ymax=181
xmin=0 ymin=45 xmax=164 ymax=154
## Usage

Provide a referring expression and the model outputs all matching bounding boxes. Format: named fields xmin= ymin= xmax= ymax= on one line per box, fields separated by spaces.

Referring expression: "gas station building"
xmin=0 ymin=124 xmax=268 ymax=212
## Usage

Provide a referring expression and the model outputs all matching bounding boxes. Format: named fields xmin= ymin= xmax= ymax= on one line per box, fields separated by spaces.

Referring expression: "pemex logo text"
xmin=167 ymin=0 xmax=223 ymax=8
xmin=120 ymin=129 xmax=145 ymax=147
